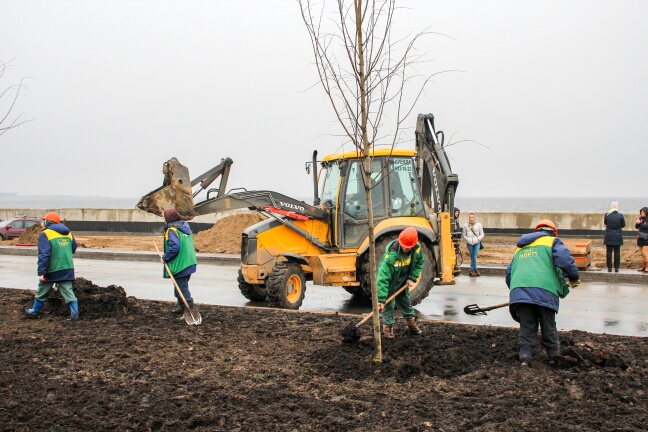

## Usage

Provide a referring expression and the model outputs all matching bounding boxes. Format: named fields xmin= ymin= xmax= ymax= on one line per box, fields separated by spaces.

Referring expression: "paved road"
xmin=2 ymin=255 xmax=648 ymax=337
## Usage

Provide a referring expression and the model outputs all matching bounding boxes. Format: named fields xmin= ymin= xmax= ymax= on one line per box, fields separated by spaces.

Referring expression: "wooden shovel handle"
xmin=480 ymin=302 xmax=510 ymax=312
xmin=356 ymin=283 xmax=410 ymax=328
xmin=153 ymin=242 xmax=192 ymax=311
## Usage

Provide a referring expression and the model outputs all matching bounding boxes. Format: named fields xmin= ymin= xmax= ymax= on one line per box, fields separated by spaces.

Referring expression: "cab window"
xmin=387 ymin=157 xmax=423 ymax=217
xmin=320 ymin=162 xmax=341 ymax=209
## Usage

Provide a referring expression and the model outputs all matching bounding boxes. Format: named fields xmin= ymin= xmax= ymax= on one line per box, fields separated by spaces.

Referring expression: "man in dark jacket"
xmin=636 ymin=207 xmax=648 ymax=272
xmin=604 ymin=202 xmax=625 ymax=272
xmin=377 ymin=227 xmax=425 ymax=339
xmin=505 ymin=220 xmax=580 ymax=366
xmin=25 ymin=212 xmax=79 ymax=320
xmin=162 ymin=208 xmax=198 ymax=313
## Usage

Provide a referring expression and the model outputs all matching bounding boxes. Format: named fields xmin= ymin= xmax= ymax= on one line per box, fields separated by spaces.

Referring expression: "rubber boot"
xmin=406 ymin=318 xmax=422 ymax=335
xmin=25 ymin=299 xmax=45 ymax=317
xmin=382 ymin=324 xmax=394 ymax=339
xmin=519 ymin=345 xmax=533 ymax=367
xmin=68 ymin=301 xmax=79 ymax=321
xmin=172 ymin=299 xmax=184 ymax=314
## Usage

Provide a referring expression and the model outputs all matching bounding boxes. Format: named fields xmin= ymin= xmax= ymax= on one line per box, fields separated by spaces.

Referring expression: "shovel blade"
xmin=463 ymin=304 xmax=486 ymax=316
xmin=183 ymin=307 xmax=202 ymax=325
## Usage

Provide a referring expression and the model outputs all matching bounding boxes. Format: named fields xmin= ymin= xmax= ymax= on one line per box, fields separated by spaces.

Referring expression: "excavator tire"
xmin=357 ymin=234 xmax=436 ymax=306
xmin=237 ymin=268 xmax=268 ymax=302
xmin=266 ymin=262 xmax=306 ymax=310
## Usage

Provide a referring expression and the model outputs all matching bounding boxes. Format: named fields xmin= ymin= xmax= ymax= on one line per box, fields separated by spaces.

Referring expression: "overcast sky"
xmin=1 ymin=0 xmax=646 ymax=200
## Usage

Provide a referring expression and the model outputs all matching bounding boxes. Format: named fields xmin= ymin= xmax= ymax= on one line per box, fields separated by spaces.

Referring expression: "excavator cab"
xmin=136 ymin=113 xmax=459 ymax=310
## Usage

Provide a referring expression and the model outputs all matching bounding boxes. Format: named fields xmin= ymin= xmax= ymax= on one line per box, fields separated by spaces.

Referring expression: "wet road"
xmin=2 ymin=255 xmax=648 ymax=337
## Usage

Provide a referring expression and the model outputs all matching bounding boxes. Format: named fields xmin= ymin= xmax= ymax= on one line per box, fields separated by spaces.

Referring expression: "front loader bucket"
xmin=137 ymin=157 xmax=195 ymax=219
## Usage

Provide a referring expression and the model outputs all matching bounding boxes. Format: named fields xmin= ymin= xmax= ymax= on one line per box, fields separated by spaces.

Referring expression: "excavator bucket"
xmin=137 ymin=158 xmax=196 ymax=219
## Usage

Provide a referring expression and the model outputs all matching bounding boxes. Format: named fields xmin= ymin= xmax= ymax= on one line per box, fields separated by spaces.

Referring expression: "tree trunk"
xmin=355 ymin=0 xmax=382 ymax=363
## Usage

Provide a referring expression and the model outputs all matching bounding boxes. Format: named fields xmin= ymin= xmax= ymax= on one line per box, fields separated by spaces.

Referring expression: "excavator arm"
xmin=137 ymin=157 xmax=233 ymax=218
xmin=415 ymin=113 xmax=460 ymax=284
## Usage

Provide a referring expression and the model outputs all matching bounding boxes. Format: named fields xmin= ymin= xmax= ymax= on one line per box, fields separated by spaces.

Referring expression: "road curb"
xmin=0 ymin=245 xmax=240 ymax=266
xmin=2 ymin=246 xmax=647 ymax=285
xmin=459 ymin=264 xmax=648 ymax=285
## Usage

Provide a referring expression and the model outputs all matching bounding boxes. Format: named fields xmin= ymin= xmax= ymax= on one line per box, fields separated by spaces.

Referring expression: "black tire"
xmin=237 ymin=268 xmax=268 ymax=302
xmin=357 ymin=234 xmax=436 ymax=306
xmin=266 ymin=262 xmax=306 ymax=310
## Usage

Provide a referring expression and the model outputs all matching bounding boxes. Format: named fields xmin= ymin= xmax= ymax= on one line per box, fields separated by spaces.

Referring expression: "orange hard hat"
xmin=43 ymin=212 xmax=60 ymax=224
xmin=398 ymin=227 xmax=419 ymax=248
xmin=535 ymin=219 xmax=557 ymax=236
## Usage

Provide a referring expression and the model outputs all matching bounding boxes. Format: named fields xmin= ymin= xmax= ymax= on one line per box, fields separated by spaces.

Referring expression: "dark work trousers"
xmin=173 ymin=275 xmax=193 ymax=303
xmin=516 ymin=303 xmax=559 ymax=352
xmin=606 ymin=245 xmax=621 ymax=271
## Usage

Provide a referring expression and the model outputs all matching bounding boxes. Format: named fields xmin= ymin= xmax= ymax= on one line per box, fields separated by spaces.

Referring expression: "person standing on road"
xmin=377 ymin=227 xmax=424 ymax=339
xmin=25 ymin=212 xmax=79 ymax=320
xmin=462 ymin=213 xmax=484 ymax=277
xmin=604 ymin=202 xmax=625 ymax=273
xmin=162 ymin=208 xmax=198 ymax=314
xmin=505 ymin=220 xmax=580 ymax=367
xmin=635 ymin=207 xmax=648 ymax=272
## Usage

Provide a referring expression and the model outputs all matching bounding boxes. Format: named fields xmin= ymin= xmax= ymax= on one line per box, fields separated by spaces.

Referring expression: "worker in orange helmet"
xmin=25 ymin=212 xmax=79 ymax=320
xmin=506 ymin=219 xmax=580 ymax=367
xmin=377 ymin=227 xmax=425 ymax=339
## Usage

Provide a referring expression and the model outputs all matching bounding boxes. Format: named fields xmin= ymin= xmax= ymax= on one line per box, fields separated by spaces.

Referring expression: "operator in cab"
xmin=25 ymin=212 xmax=79 ymax=321
xmin=377 ymin=227 xmax=424 ymax=339
xmin=506 ymin=220 xmax=580 ymax=367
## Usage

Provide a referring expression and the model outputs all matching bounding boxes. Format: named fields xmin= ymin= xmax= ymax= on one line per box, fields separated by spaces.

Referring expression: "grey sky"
xmin=1 ymin=0 xmax=646 ymax=200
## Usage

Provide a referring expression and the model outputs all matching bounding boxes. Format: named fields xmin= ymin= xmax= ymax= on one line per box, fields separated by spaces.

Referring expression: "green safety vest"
xmin=164 ymin=227 xmax=198 ymax=276
xmin=509 ymin=235 xmax=570 ymax=299
xmin=44 ymin=229 xmax=74 ymax=273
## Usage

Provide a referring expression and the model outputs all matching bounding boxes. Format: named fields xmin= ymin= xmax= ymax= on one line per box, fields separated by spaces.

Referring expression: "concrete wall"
xmin=0 ymin=208 xmax=250 ymax=223
xmin=456 ymin=212 xmax=638 ymax=232
xmin=0 ymin=208 xmax=639 ymax=235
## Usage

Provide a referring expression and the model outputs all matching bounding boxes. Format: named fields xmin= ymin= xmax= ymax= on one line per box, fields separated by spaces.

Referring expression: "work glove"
xmin=568 ymin=279 xmax=581 ymax=289
xmin=406 ymin=279 xmax=417 ymax=288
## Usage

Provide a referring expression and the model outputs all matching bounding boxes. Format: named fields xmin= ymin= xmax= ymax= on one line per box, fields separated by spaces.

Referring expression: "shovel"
xmin=463 ymin=301 xmax=509 ymax=316
xmin=342 ymin=283 xmax=410 ymax=343
xmin=153 ymin=242 xmax=202 ymax=326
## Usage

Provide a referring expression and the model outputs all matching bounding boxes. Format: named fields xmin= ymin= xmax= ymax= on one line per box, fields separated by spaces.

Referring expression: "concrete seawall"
xmin=0 ymin=208 xmax=641 ymax=236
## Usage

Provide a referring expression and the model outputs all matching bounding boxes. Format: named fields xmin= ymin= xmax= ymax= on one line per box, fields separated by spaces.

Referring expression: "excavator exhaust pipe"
xmin=136 ymin=157 xmax=196 ymax=219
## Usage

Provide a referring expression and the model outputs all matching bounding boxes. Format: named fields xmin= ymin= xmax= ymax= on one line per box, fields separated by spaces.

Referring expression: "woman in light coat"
xmin=463 ymin=213 xmax=485 ymax=277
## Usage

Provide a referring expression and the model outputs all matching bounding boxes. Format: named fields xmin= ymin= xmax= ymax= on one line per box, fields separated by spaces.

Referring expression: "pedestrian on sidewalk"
xmin=25 ymin=212 xmax=79 ymax=320
xmin=604 ymin=202 xmax=625 ymax=273
xmin=462 ymin=213 xmax=484 ymax=277
xmin=635 ymin=207 xmax=648 ymax=272
xmin=162 ymin=208 xmax=198 ymax=314
xmin=505 ymin=220 xmax=580 ymax=367
xmin=377 ymin=227 xmax=424 ymax=339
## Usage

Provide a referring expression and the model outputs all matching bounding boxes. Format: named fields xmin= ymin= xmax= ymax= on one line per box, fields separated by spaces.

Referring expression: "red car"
xmin=0 ymin=216 xmax=43 ymax=241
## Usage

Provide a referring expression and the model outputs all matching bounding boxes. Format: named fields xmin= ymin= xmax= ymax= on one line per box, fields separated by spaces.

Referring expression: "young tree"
xmin=0 ymin=59 xmax=33 ymax=137
xmin=299 ymin=0 xmax=444 ymax=361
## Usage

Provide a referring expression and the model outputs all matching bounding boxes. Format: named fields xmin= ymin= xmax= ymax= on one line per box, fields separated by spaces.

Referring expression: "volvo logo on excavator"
xmin=279 ymin=201 xmax=306 ymax=212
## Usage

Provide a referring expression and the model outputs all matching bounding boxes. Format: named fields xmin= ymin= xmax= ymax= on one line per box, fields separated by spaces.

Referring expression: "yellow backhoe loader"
xmin=137 ymin=113 xmax=460 ymax=309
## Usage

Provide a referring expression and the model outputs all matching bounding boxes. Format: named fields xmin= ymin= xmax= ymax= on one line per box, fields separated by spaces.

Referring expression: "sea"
xmin=0 ymin=193 xmax=645 ymax=214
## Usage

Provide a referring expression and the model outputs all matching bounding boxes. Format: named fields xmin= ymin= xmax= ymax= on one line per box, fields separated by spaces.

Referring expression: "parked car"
xmin=0 ymin=216 xmax=43 ymax=241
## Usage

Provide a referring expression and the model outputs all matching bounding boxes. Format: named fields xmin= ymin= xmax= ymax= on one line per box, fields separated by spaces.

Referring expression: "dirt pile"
xmin=15 ymin=224 xmax=43 ymax=244
xmin=1 ymin=293 xmax=646 ymax=431
xmin=27 ymin=277 xmax=141 ymax=319
xmin=193 ymin=213 xmax=266 ymax=254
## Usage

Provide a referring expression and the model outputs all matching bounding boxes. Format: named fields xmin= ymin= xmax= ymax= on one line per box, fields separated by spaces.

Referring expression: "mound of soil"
xmin=193 ymin=213 xmax=266 ymax=254
xmin=1 ymin=288 xmax=647 ymax=431
xmin=23 ymin=277 xmax=140 ymax=319
xmin=15 ymin=224 xmax=43 ymax=244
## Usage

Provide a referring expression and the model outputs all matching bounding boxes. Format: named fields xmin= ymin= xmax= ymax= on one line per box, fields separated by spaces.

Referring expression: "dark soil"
xmin=29 ymin=277 xmax=142 ymax=319
xmin=1 ymin=287 xmax=647 ymax=431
